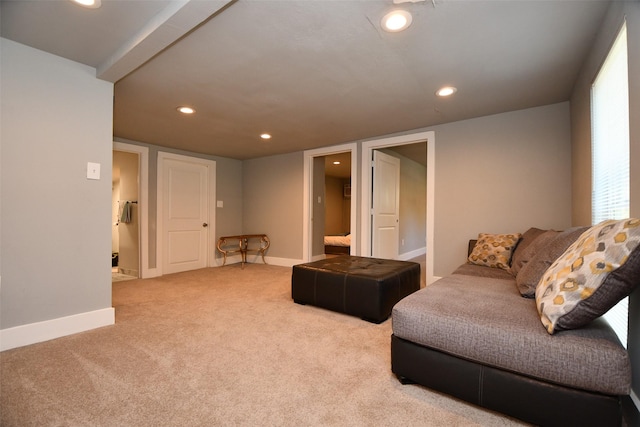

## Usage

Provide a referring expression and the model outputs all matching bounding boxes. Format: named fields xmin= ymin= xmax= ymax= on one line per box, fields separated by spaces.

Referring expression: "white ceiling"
xmin=1 ymin=0 xmax=611 ymax=160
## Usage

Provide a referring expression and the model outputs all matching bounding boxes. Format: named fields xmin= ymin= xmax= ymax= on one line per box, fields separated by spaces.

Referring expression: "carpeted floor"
xmin=0 ymin=263 xmax=527 ymax=426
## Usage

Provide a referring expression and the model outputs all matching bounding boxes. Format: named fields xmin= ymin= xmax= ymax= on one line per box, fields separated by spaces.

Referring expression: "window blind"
xmin=591 ymin=23 xmax=629 ymax=347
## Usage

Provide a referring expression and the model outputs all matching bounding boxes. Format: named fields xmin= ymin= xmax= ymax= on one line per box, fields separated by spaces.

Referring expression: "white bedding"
xmin=324 ymin=234 xmax=351 ymax=247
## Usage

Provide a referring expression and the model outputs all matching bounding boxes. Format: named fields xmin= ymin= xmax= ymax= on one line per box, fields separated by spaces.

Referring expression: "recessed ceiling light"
xmin=381 ymin=10 xmax=412 ymax=32
xmin=260 ymin=133 xmax=272 ymax=140
xmin=72 ymin=0 xmax=101 ymax=9
xmin=436 ymin=86 xmax=457 ymax=97
xmin=177 ymin=106 xmax=195 ymax=114
xmin=333 ymin=161 xmax=341 ymax=165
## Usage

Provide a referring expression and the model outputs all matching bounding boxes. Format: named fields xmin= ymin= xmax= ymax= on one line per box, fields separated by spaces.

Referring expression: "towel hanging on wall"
xmin=120 ymin=201 xmax=132 ymax=223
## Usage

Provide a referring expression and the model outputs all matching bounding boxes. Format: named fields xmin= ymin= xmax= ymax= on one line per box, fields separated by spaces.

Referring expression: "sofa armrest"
xmin=467 ymin=240 xmax=477 ymax=258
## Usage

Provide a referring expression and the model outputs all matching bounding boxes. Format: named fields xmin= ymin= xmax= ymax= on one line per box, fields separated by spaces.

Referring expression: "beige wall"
xmin=569 ymin=0 xmax=640 ymax=404
xmin=325 ymin=176 xmax=349 ymax=236
xmin=380 ymin=149 xmax=427 ymax=256
xmin=243 ymin=151 xmax=304 ymax=261
xmin=242 ymin=103 xmax=571 ymax=274
xmin=1 ymin=38 xmax=114 ymax=330
xmin=312 ymin=157 xmax=325 ymax=257
xmin=431 ymin=102 xmax=573 ymax=276
xmin=112 ymin=180 xmax=120 ymax=253
xmin=571 ymin=1 xmax=640 ymax=224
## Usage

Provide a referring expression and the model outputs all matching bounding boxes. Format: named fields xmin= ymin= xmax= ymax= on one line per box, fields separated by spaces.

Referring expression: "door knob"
xmin=203 ymin=223 xmax=208 ymax=227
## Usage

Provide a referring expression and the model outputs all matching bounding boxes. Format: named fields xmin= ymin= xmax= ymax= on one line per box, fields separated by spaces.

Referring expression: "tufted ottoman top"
xmin=298 ymin=255 xmax=417 ymax=279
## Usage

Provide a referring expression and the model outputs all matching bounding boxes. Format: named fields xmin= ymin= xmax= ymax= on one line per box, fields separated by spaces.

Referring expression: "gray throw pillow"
xmin=515 ymin=226 xmax=588 ymax=298
xmin=509 ymin=227 xmax=548 ymax=276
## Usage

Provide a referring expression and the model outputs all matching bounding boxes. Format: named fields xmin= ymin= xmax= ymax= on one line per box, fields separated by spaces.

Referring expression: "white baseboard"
xmin=0 ymin=307 xmax=115 ymax=352
xmin=264 ymin=256 xmax=303 ymax=268
xmin=310 ymin=254 xmax=326 ymax=262
xmin=215 ymin=253 xmax=243 ymax=267
xmin=398 ymin=246 xmax=427 ymax=261
xmin=631 ymin=390 xmax=640 ymax=413
xmin=427 ymin=275 xmax=442 ymax=286
xmin=214 ymin=254 xmax=302 ymax=268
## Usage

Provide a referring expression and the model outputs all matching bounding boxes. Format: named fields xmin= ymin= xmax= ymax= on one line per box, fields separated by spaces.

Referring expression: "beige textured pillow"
xmin=536 ymin=218 xmax=640 ymax=334
xmin=468 ymin=233 xmax=521 ymax=270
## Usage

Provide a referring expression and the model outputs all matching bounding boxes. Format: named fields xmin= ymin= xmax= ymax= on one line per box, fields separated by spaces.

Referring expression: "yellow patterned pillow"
xmin=468 ymin=233 xmax=522 ymax=270
xmin=536 ymin=218 xmax=640 ymax=334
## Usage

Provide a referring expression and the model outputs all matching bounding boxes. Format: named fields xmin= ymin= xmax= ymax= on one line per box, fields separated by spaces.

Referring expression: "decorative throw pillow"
xmin=468 ymin=233 xmax=521 ymax=270
xmin=536 ymin=218 xmax=640 ymax=334
xmin=515 ymin=227 xmax=587 ymax=298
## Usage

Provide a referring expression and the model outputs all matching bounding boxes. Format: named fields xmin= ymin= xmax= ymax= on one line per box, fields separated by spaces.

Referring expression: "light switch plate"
xmin=216 ymin=200 xmax=224 ymax=208
xmin=87 ymin=162 xmax=101 ymax=180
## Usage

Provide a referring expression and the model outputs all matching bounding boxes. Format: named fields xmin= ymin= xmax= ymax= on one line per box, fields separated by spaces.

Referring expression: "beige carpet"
xmin=1 ymin=264 xmax=527 ymax=426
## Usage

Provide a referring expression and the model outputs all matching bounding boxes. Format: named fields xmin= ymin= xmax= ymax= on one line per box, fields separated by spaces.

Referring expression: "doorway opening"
xmin=303 ymin=143 xmax=358 ymax=262
xmin=361 ymin=131 xmax=435 ymax=286
xmin=323 ymin=152 xmax=352 ymax=258
xmin=112 ymin=150 xmax=140 ymax=281
xmin=112 ymin=141 xmax=151 ymax=279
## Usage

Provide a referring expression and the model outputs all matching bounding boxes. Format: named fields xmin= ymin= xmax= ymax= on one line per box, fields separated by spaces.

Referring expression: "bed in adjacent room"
xmin=324 ymin=233 xmax=351 ymax=255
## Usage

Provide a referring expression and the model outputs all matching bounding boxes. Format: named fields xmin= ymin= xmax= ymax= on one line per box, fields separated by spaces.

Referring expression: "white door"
xmin=372 ymin=150 xmax=400 ymax=259
xmin=162 ymin=157 xmax=210 ymax=274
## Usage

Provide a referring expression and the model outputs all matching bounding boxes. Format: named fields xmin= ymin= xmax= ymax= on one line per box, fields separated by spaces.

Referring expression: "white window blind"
xmin=591 ymin=23 xmax=629 ymax=347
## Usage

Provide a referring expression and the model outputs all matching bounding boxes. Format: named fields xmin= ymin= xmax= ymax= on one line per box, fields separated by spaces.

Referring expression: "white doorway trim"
xmin=303 ymin=143 xmax=358 ymax=262
xmin=360 ymin=131 xmax=436 ymax=285
xmin=113 ymin=142 xmax=153 ymax=278
xmin=157 ymin=152 xmax=217 ymax=276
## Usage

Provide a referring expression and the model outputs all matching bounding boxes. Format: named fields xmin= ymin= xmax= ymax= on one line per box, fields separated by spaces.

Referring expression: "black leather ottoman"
xmin=291 ymin=255 xmax=420 ymax=323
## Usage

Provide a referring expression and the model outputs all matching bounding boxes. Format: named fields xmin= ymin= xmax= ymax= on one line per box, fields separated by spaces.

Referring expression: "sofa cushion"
xmin=392 ymin=274 xmax=630 ymax=395
xmin=515 ymin=227 xmax=588 ymax=298
xmin=536 ymin=218 xmax=640 ymax=334
xmin=452 ymin=263 xmax=514 ymax=280
xmin=468 ymin=233 xmax=521 ymax=270
xmin=509 ymin=227 xmax=548 ymax=276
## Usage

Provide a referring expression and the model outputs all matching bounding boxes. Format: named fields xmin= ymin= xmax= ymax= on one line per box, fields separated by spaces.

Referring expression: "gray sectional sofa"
xmin=391 ymin=221 xmax=640 ymax=426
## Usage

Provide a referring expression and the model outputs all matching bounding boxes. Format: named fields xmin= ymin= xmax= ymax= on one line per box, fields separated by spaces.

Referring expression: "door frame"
xmin=303 ymin=143 xmax=358 ymax=262
xmin=360 ymin=131 xmax=436 ymax=285
xmin=113 ymin=142 xmax=152 ymax=278
xmin=157 ymin=151 xmax=217 ymax=276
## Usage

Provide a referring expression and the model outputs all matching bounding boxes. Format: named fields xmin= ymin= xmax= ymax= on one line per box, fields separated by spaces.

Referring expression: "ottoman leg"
xmin=361 ymin=315 xmax=387 ymax=324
